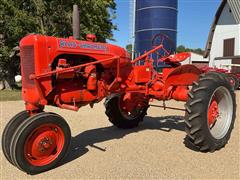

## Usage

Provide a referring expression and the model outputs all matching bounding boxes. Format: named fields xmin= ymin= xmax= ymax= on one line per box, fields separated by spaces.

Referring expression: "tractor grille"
xmin=21 ymin=46 xmax=35 ymax=87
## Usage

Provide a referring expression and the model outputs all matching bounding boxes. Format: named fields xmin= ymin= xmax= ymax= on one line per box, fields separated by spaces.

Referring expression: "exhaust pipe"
xmin=72 ymin=4 xmax=80 ymax=39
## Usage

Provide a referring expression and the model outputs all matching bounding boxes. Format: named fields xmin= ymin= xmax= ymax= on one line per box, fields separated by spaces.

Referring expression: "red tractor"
xmin=200 ymin=66 xmax=240 ymax=90
xmin=2 ymin=34 xmax=236 ymax=174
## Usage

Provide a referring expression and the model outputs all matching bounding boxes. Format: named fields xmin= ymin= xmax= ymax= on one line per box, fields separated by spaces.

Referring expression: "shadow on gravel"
xmin=60 ymin=115 xmax=191 ymax=167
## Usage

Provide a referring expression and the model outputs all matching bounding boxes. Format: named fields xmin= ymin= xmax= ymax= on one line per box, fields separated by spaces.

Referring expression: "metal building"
xmin=204 ymin=0 xmax=240 ymax=73
xmin=134 ymin=0 xmax=178 ymax=57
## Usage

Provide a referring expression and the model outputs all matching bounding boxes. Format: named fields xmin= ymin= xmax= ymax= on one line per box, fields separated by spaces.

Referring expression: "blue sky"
xmin=109 ymin=0 xmax=221 ymax=49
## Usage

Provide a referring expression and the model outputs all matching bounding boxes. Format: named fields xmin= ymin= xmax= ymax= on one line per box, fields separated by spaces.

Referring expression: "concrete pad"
xmin=0 ymin=93 xmax=239 ymax=179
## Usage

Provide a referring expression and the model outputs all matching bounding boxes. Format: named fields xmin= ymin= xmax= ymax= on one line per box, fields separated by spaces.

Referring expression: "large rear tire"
xmin=2 ymin=111 xmax=30 ymax=165
xmin=104 ymin=93 xmax=149 ymax=129
xmin=9 ymin=112 xmax=71 ymax=174
xmin=185 ymin=72 xmax=236 ymax=152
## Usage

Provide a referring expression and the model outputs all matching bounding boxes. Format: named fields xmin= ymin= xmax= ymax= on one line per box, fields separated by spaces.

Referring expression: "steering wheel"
xmin=151 ymin=33 xmax=174 ymax=59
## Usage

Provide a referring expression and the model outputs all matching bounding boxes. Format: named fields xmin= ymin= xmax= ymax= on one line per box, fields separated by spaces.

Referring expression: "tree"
xmin=0 ymin=0 xmax=117 ymax=89
xmin=176 ymin=45 xmax=186 ymax=53
xmin=126 ymin=44 xmax=132 ymax=55
xmin=176 ymin=45 xmax=204 ymax=55
xmin=194 ymin=48 xmax=204 ymax=55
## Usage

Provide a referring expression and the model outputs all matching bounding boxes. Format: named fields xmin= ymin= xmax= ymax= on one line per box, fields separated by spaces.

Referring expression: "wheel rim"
xmin=207 ymin=86 xmax=233 ymax=139
xmin=119 ymin=93 xmax=147 ymax=119
xmin=24 ymin=123 xmax=65 ymax=166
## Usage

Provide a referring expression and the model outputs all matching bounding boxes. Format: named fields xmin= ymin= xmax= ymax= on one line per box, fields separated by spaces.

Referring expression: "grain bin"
xmin=134 ymin=0 xmax=178 ymax=57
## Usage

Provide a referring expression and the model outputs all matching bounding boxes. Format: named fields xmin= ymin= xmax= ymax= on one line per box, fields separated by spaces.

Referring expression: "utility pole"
xmin=72 ymin=4 xmax=80 ymax=39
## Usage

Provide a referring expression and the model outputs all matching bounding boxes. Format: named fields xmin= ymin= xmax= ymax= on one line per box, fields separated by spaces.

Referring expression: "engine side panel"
xmin=20 ymin=34 xmax=131 ymax=108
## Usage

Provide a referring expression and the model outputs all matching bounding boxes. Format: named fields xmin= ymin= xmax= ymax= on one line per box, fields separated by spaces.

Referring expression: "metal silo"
xmin=134 ymin=0 xmax=178 ymax=57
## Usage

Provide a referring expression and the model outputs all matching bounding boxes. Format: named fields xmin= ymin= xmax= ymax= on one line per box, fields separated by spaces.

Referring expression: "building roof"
xmin=190 ymin=52 xmax=209 ymax=62
xmin=204 ymin=0 xmax=240 ymax=58
xmin=228 ymin=0 xmax=240 ymax=23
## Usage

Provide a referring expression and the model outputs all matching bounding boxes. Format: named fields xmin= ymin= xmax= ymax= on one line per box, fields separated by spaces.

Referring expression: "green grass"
xmin=0 ymin=90 xmax=22 ymax=101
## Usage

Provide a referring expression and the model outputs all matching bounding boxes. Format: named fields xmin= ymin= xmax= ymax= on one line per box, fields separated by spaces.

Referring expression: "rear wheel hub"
xmin=119 ymin=93 xmax=146 ymax=119
xmin=208 ymin=98 xmax=219 ymax=128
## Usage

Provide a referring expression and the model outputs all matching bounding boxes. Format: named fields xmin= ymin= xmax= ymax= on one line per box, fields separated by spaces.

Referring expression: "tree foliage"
xmin=126 ymin=44 xmax=132 ymax=54
xmin=177 ymin=45 xmax=204 ymax=55
xmin=0 ymin=0 xmax=117 ymax=89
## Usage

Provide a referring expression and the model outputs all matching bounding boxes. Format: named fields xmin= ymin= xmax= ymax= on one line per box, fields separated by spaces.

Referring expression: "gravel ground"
xmin=0 ymin=92 xmax=239 ymax=179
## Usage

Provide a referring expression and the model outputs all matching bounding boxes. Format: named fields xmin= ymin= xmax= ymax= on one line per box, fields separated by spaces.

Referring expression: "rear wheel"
xmin=104 ymin=93 xmax=149 ymax=129
xmin=2 ymin=111 xmax=30 ymax=165
xmin=185 ymin=72 xmax=236 ymax=152
xmin=9 ymin=112 xmax=71 ymax=174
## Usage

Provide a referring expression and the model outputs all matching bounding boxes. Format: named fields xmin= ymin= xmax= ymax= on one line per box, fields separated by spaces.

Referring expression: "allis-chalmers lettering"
xmin=59 ymin=39 xmax=108 ymax=51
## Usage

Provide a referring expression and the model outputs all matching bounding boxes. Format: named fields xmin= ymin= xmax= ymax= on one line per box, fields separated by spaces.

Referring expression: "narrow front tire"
xmin=2 ymin=111 xmax=30 ymax=165
xmin=9 ymin=112 xmax=71 ymax=174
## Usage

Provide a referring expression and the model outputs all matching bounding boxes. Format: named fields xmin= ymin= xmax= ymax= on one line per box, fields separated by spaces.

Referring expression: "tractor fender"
xmin=164 ymin=64 xmax=201 ymax=88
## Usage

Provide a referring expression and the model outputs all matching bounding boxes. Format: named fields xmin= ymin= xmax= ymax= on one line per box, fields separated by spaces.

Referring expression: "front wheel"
xmin=9 ymin=112 xmax=71 ymax=174
xmin=185 ymin=72 xmax=236 ymax=152
xmin=104 ymin=93 xmax=149 ymax=129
